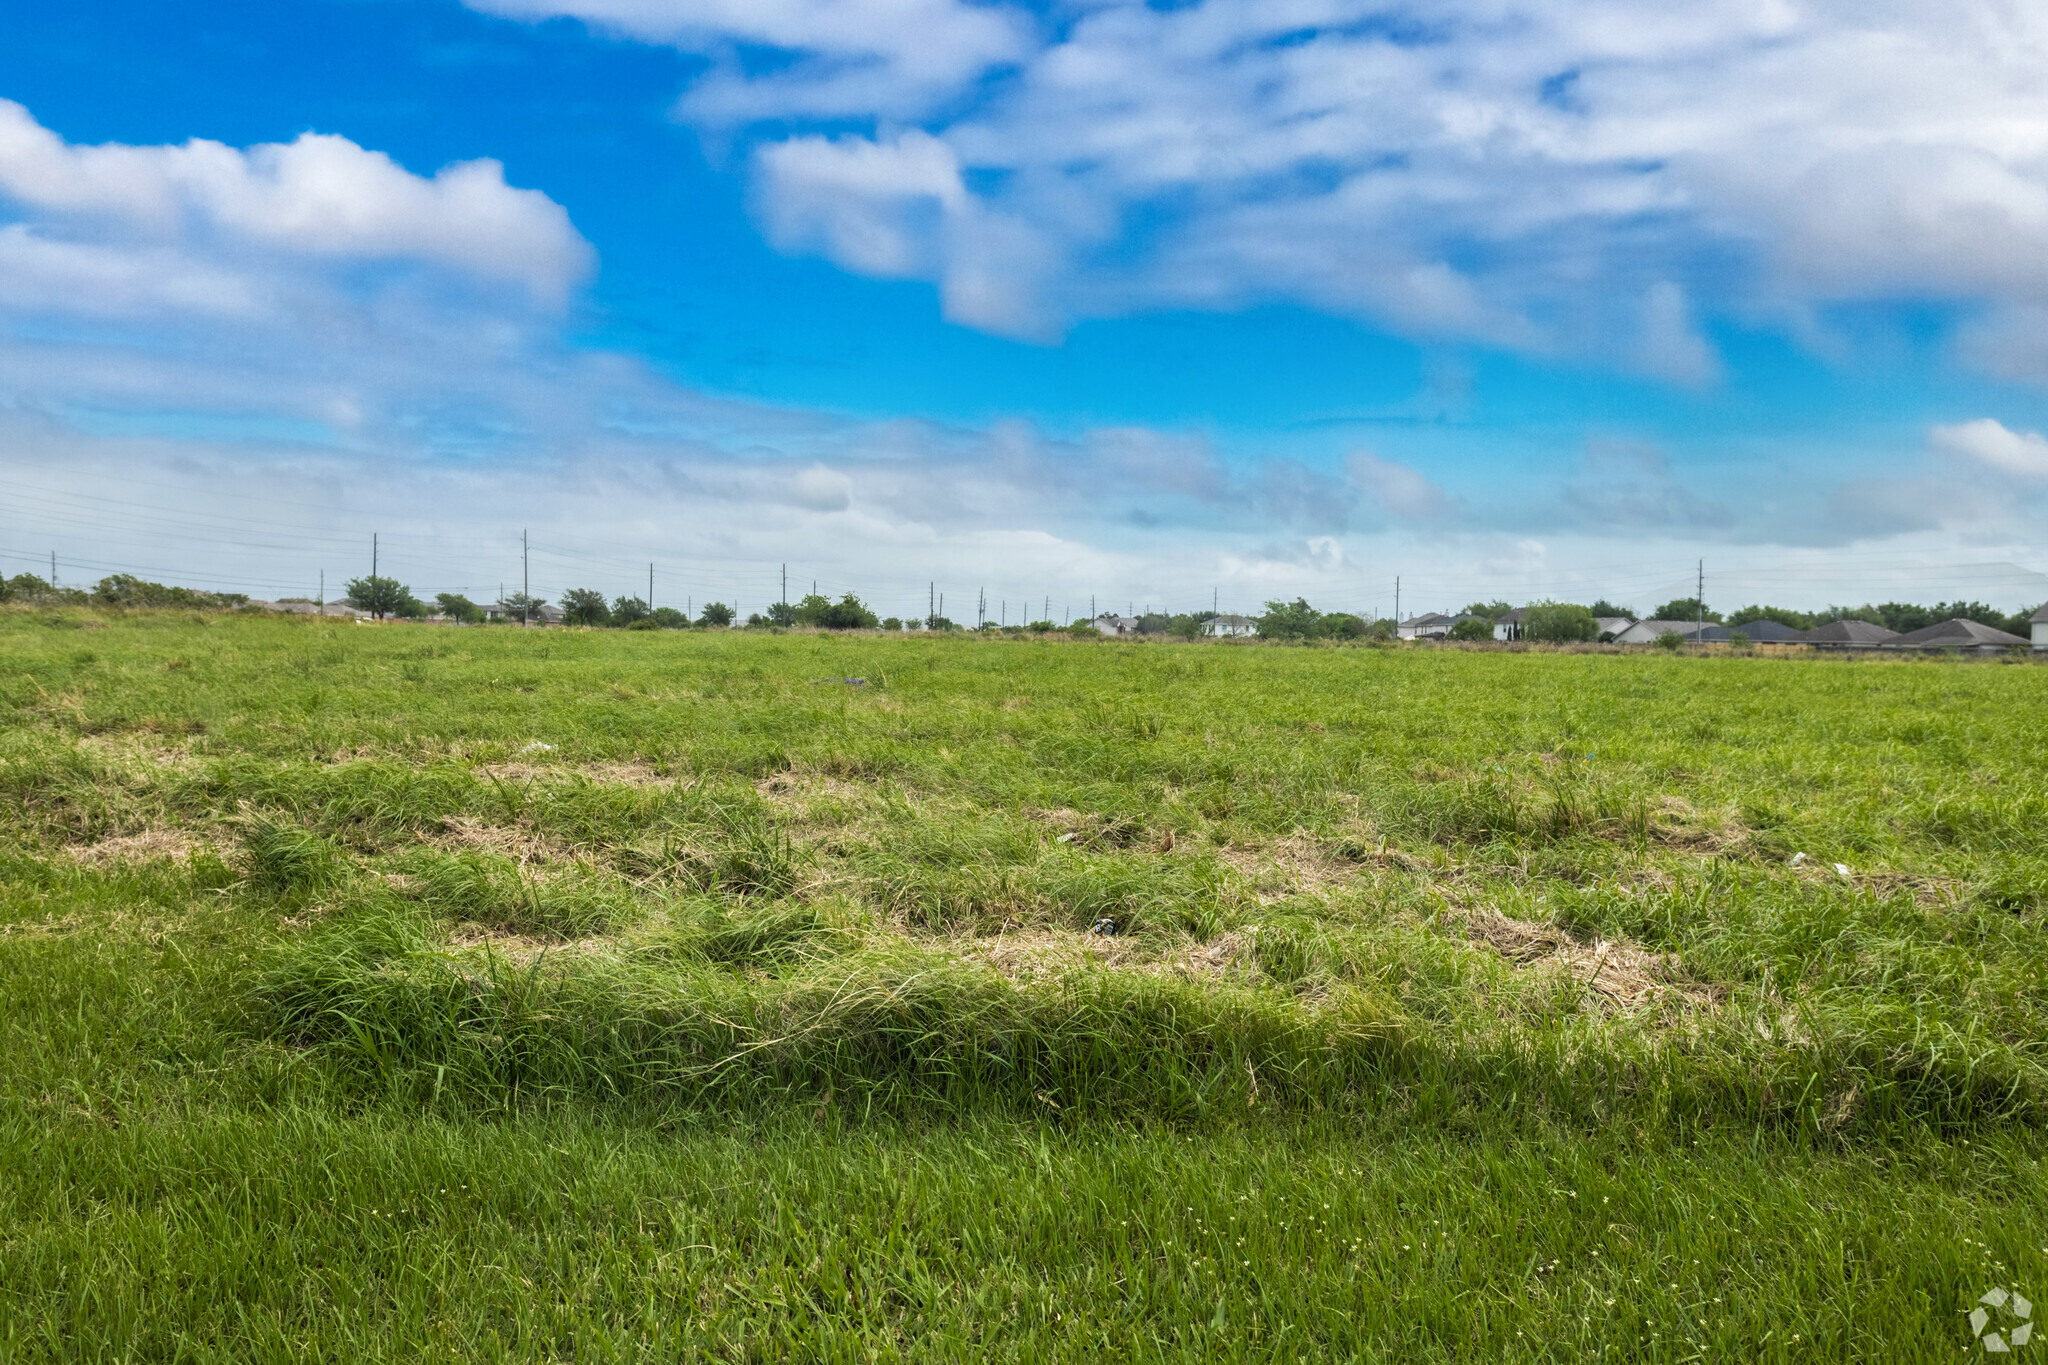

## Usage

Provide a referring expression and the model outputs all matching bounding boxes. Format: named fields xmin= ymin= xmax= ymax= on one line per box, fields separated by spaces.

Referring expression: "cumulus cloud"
xmin=1931 ymin=418 xmax=2048 ymax=481
xmin=476 ymin=0 xmax=2048 ymax=372
xmin=0 ymin=101 xmax=590 ymax=303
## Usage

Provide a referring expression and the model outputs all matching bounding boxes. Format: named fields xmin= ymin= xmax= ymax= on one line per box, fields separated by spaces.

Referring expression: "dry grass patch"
xmin=66 ymin=828 xmax=205 ymax=865
xmin=1218 ymin=835 xmax=1363 ymax=902
xmin=1466 ymin=910 xmax=1721 ymax=1013
xmin=480 ymin=761 xmax=674 ymax=787
xmin=429 ymin=815 xmax=561 ymax=867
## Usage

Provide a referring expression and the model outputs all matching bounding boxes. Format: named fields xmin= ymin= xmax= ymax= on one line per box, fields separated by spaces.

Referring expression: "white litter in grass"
xmin=1834 ymin=863 xmax=1851 ymax=878
xmin=1790 ymin=852 xmax=1808 ymax=867
xmin=519 ymin=741 xmax=555 ymax=753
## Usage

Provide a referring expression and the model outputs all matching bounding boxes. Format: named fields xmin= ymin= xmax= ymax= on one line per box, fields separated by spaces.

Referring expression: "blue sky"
xmin=2 ymin=0 xmax=2046 ymax=619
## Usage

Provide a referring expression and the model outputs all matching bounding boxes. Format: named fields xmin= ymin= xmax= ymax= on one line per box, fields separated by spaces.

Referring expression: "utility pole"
xmin=928 ymin=581 xmax=934 ymax=629
xmin=372 ymin=533 xmax=377 ymax=579
xmin=1091 ymin=594 xmax=1096 ymax=620
xmin=1696 ymin=558 xmax=1705 ymax=648
xmin=649 ymin=562 xmax=654 ymax=609
xmin=521 ymin=529 xmax=529 ymax=626
xmin=50 ymin=551 xmax=56 ymax=587
xmin=1214 ymin=586 xmax=1218 ymax=614
xmin=782 ymin=564 xmax=787 ymax=608
xmin=319 ymin=570 xmax=324 ymax=618
xmin=1395 ymin=576 xmax=1401 ymax=628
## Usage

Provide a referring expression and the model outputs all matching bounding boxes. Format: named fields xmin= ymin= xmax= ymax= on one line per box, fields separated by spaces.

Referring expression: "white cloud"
xmin=468 ymin=0 xmax=1032 ymax=122
xmin=1347 ymin=452 xmax=1454 ymax=521
xmin=476 ymin=0 xmax=2048 ymax=371
xmin=1931 ymin=418 xmax=2048 ymax=480
xmin=787 ymin=464 xmax=854 ymax=511
xmin=1638 ymin=282 xmax=1721 ymax=387
xmin=0 ymin=100 xmax=590 ymax=305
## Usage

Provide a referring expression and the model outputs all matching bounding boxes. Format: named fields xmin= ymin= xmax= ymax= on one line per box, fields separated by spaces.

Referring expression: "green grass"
xmin=2 ymin=609 xmax=2045 ymax=1360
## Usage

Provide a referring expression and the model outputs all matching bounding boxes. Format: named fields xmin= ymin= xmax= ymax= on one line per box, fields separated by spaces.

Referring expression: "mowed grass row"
xmin=2 ymin=610 xmax=2046 ymax=1359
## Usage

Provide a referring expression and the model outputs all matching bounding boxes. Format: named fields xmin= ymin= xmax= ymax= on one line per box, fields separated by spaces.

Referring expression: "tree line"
xmin=5 ymin=571 xmax=2036 ymax=642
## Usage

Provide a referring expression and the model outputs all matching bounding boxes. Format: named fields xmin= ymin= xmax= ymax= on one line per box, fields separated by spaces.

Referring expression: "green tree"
xmin=1728 ymin=604 xmax=1814 ymax=630
xmin=882 ymin=617 xmax=904 ymax=631
xmin=1256 ymin=598 xmax=1323 ymax=640
xmin=499 ymin=592 xmax=547 ymax=625
xmin=698 ymin=602 xmax=735 ymax=627
xmin=1653 ymin=597 xmax=1722 ymax=624
xmin=610 ymin=595 xmax=651 ymax=626
xmin=765 ymin=601 xmax=797 ymax=627
xmin=1523 ymin=601 xmax=1599 ymax=643
xmin=818 ymin=593 xmax=879 ymax=629
xmin=649 ymin=607 xmax=688 ymax=629
xmin=1459 ymin=600 xmax=1512 ymax=622
xmin=791 ymin=593 xmax=833 ymax=627
xmin=1320 ymin=613 xmax=1370 ymax=640
xmin=344 ymin=574 xmax=412 ymax=620
xmin=1446 ymin=616 xmax=1494 ymax=642
xmin=1588 ymin=600 xmax=1634 ymax=618
xmin=560 ymin=588 xmax=611 ymax=626
xmin=434 ymin=593 xmax=485 ymax=624
xmin=1815 ymin=604 xmax=1886 ymax=628
xmin=394 ymin=593 xmax=429 ymax=620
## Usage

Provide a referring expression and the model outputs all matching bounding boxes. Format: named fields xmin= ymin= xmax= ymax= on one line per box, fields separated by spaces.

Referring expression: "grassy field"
xmin=3 ymin=609 xmax=2045 ymax=1361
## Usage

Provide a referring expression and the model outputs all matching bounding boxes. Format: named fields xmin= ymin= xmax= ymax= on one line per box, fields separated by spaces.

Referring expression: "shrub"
xmin=818 ymin=593 xmax=880 ymax=630
xmin=1446 ymin=617 xmax=1493 ymax=643
xmin=649 ymin=607 xmax=688 ymax=628
xmin=1256 ymin=598 xmax=1322 ymax=640
xmin=1522 ymin=601 xmax=1599 ymax=643
xmin=1655 ymin=629 xmax=1685 ymax=651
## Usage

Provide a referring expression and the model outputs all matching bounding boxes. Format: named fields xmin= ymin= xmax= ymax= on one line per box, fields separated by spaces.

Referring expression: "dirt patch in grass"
xmin=1466 ymin=910 xmax=1721 ymax=1012
xmin=66 ymin=828 xmax=204 ymax=865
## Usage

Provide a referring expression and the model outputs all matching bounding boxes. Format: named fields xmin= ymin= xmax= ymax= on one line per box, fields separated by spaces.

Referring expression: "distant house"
xmin=1728 ymin=619 xmax=1808 ymax=643
xmin=1685 ymin=620 xmax=1807 ymax=644
xmin=1398 ymin=612 xmax=1455 ymax=640
xmin=1492 ymin=607 xmax=1527 ymax=642
xmin=1593 ymin=616 xmax=1634 ymax=642
xmin=1611 ymin=619 xmax=1699 ymax=645
xmin=2033 ymin=604 xmax=2048 ymax=651
xmin=1093 ymin=614 xmax=1140 ymax=637
xmin=1883 ymin=618 xmax=2029 ymax=653
xmin=485 ymin=601 xmax=564 ymax=625
xmin=1203 ymin=614 xmax=1257 ymax=638
xmin=1803 ymin=619 xmax=1898 ymax=648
